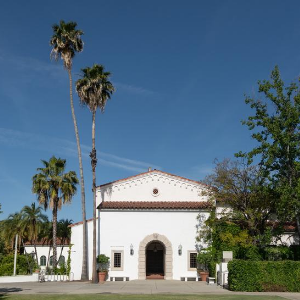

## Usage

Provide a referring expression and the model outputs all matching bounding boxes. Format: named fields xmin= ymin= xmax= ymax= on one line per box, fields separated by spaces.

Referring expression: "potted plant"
xmin=197 ymin=249 xmax=212 ymax=282
xmin=97 ymin=254 xmax=110 ymax=282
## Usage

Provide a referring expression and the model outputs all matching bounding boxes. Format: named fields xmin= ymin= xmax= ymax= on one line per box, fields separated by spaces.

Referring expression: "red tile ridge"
xmin=24 ymin=238 xmax=70 ymax=246
xmin=98 ymin=201 xmax=212 ymax=210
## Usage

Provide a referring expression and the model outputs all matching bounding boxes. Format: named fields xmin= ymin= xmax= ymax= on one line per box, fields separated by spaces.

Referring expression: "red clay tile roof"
xmin=266 ymin=221 xmax=296 ymax=232
xmin=24 ymin=238 xmax=70 ymax=246
xmin=98 ymin=201 xmax=212 ymax=210
xmin=98 ymin=170 xmax=210 ymax=188
xmin=68 ymin=217 xmax=97 ymax=228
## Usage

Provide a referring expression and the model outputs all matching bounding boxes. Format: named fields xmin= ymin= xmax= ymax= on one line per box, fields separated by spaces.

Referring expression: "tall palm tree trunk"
xmin=67 ymin=68 xmax=88 ymax=280
xmin=34 ymin=242 xmax=38 ymax=265
xmin=46 ymin=245 xmax=51 ymax=270
xmin=33 ymin=223 xmax=39 ymax=265
xmin=91 ymin=110 xmax=97 ymax=283
xmin=52 ymin=204 xmax=58 ymax=269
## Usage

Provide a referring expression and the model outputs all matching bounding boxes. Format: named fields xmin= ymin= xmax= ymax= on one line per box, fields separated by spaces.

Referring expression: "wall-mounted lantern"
xmin=178 ymin=244 xmax=182 ymax=256
xmin=130 ymin=244 xmax=134 ymax=255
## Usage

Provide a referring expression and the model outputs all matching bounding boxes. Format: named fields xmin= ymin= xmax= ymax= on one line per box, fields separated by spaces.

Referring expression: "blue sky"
xmin=1 ymin=0 xmax=300 ymax=222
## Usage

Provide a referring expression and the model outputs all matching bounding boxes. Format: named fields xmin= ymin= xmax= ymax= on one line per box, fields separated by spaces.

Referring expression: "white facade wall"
xmin=71 ymin=210 xmax=209 ymax=280
xmin=71 ymin=171 xmax=211 ymax=280
xmin=24 ymin=245 xmax=69 ymax=270
xmin=96 ymin=171 xmax=208 ymax=206
xmin=70 ymin=219 xmax=93 ymax=280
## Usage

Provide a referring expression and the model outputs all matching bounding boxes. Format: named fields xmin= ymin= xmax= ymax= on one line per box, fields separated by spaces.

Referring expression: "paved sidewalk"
xmin=0 ymin=280 xmax=300 ymax=299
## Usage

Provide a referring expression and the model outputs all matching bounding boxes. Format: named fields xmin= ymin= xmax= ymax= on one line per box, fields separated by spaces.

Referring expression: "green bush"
xmin=197 ymin=248 xmax=213 ymax=271
xmin=97 ymin=254 xmax=110 ymax=272
xmin=290 ymin=245 xmax=300 ymax=260
xmin=208 ymin=261 xmax=216 ymax=277
xmin=264 ymin=246 xmax=292 ymax=261
xmin=0 ymin=254 xmax=37 ymax=276
xmin=228 ymin=260 xmax=300 ymax=292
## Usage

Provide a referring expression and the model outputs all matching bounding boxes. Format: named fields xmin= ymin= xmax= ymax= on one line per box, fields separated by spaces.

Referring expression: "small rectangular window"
xmin=111 ymin=250 xmax=124 ymax=271
xmin=190 ymin=253 xmax=197 ymax=269
xmin=188 ymin=251 xmax=197 ymax=271
xmin=114 ymin=253 xmax=121 ymax=268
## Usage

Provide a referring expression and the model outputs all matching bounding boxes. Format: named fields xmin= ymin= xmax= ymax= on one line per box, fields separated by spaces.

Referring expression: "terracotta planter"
xmin=98 ymin=271 xmax=107 ymax=282
xmin=199 ymin=271 xmax=209 ymax=282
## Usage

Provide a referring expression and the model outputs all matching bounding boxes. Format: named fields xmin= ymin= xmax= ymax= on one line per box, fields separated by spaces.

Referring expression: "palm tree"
xmin=32 ymin=156 xmax=78 ymax=269
xmin=57 ymin=219 xmax=73 ymax=259
xmin=21 ymin=203 xmax=48 ymax=264
xmin=1 ymin=212 xmax=24 ymax=252
xmin=50 ymin=20 xmax=88 ymax=280
xmin=76 ymin=64 xmax=114 ymax=283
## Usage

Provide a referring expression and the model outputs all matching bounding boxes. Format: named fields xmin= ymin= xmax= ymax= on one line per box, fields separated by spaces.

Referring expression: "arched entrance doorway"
xmin=146 ymin=241 xmax=165 ymax=279
xmin=138 ymin=233 xmax=173 ymax=280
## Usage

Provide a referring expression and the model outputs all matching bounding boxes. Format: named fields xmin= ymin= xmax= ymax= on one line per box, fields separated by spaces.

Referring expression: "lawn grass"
xmin=0 ymin=294 xmax=285 ymax=300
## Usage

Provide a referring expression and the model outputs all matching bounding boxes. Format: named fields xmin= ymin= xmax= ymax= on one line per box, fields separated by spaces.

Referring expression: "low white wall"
xmin=0 ymin=274 xmax=39 ymax=283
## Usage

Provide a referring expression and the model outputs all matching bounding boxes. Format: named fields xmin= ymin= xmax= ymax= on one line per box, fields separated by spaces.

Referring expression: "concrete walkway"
xmin=0 ymin=280 xmax=300 ymax=299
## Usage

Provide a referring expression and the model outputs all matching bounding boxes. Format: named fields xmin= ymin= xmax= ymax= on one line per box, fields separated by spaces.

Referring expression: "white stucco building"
xmin=70 ymin=169 xmax=212 ymax=281
xmin=24 ymin=239 xmax=70 ymax=270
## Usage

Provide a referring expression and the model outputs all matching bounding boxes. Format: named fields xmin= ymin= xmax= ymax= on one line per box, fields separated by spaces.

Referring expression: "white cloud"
xmin=114 ymin=82 xmax=158 ymax=97
xmin=0 ymin=51 xmax=62 ymax=75
xmin=0 ymin=128 xmax=161 ymax=173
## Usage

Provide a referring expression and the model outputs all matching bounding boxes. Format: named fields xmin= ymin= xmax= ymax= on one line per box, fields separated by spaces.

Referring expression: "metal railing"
xmin=38 ymin=270 xmax=74 ymax=282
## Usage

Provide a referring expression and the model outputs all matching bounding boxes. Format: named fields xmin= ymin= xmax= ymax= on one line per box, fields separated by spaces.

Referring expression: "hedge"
xmin=0 ymin=254 xmax=37 ymax=276
xmin=228 ymin=260 xmax=300 ymax=292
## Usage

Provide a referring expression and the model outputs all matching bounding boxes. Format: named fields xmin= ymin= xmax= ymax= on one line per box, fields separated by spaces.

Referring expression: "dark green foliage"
xmin=205 ymin=213 xmax=262 ymax=260
xmin=238 ymin=66 xmax=300 ymax=236
xmin=54 ymin=261 xmax=67 ymax=274
xmin=197 ymin=248 xmax=213 ymax=271
xmin=97 ymin=254 xmax=110 ymax=272
xmin=290 ymin=245 xmax=300 ymax=260
xmin=208 ymin=261 xmax=216 ymax=277
xmin=263 ymin=246 xmax=293 ymax=261
xmin=228 ymin=260 xmax=300 ymax=292
xmin=0 ymin=254 xmax=37 ymax=275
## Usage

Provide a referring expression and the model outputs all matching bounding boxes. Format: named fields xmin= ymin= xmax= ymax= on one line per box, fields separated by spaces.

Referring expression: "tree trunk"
xmin=59 ymin=244 xmax=64 ymax=260
xmin=67 ymin=68 xmax=88 ymax=280
xmin=46 ymin=245 xmax=51 ymax=270
xmin=91 ymin=110 xmax=98 ymax=283
xmin=52 ymin=204 xmax=58 ymax=269
xmin=33 ymin=223 xmax=38 ymax=265
xmin=34 ymin=243 xmax=38 ymax=266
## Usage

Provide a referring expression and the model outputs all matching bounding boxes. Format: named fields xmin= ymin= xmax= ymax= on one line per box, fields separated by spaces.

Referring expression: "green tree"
xmin=238 ymin=66 xmax=300 ymax=238
xmin=50 ymin=20 xmax=88 ymax=280
xmin=203 ymin=158 xmax=275 ymax=240
xmin=57 ymin=219 xmax=72 ymax=259
xmin=76 ymin=64 xmax=114 ymax=283
xmin=32 ymin=156 xmax=78 ymax=269
xmin=1 ymin=212 xmax=24 ymax=252
xmin=20 ymin=203 xmax=48 ymax=264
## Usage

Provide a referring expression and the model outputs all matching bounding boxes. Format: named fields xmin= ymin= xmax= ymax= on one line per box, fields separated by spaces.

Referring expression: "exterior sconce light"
xmin=178 ymin=244 xmax=182 ymax=256
xmin=130 ymin=244 xmax=134 ymax=255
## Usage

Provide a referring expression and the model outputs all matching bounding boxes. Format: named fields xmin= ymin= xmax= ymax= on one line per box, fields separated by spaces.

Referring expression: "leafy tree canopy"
xmin=237 ymin=66 xmax=300 ymax=236
xmin=203 ymin=158 xmax=275 ymax=239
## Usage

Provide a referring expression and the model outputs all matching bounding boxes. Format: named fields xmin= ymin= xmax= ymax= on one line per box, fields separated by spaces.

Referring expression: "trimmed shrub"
xmin=228 ymin=260 xmax=300 ymax=292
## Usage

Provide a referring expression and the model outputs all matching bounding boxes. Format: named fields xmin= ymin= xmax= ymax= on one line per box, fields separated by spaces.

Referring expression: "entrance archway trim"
xmin=138 ymin=233 xmax=173 ymax=280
